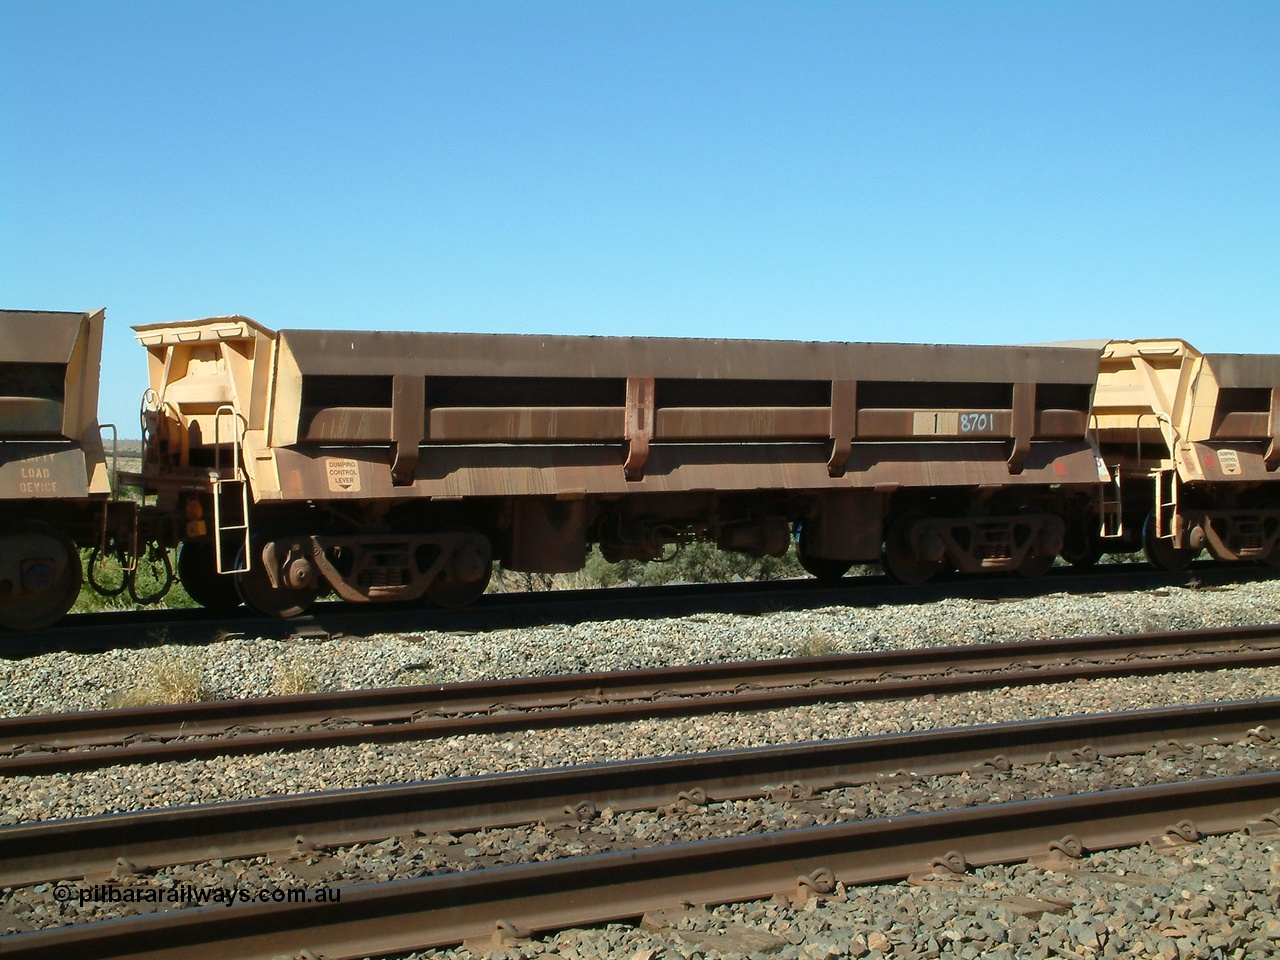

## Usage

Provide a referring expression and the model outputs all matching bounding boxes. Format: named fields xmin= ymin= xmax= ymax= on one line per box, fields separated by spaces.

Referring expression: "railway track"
xmin=4 ymin=623 xmax=1280 ymax=777
xmin=6 ymin=560 xmax=1273 ymax=657
xmin=3 ymin=756 xmax=1278 ymax=958
xmin=2 ymin=698 xmax=1275 ymax=889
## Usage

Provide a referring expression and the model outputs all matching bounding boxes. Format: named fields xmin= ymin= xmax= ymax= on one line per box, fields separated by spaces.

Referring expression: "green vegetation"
xmin=491 ymin=542 xmax=808 ymax=593
xmin=70 ymin=534 xmax=1147 ymax=615
xmin=70 ymin=449 xmax=202 ymax=614
xmin=71 ymin=547 xmax=198 ymax=614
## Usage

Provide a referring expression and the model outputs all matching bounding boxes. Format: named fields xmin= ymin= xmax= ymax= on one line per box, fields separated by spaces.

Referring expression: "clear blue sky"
xmin=3 ymin=1 xmax=1277 ymax=433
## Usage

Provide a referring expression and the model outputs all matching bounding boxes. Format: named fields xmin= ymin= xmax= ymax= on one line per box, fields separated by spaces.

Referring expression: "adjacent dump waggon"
xmin=1080 ymin=339 xmax=1280 ymax=570
xmin=0 ymin=310 xmax=135 ymax=629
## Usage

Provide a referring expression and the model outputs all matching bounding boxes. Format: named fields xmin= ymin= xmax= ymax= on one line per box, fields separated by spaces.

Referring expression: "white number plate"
xmin=959 ymin=412 xmax=996 ymax=434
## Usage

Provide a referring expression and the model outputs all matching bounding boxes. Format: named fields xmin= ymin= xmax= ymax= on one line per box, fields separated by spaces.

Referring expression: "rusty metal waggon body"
xmin=1078 ymin=339 xmax=1280 ymax=570
xmin=0 ymin=309 xmax=134 ymax=629
xmin=131 ymin=316 xmax=1108 ymax=617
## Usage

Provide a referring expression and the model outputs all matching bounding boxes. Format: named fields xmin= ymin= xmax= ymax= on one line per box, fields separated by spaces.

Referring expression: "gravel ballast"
xmin=2 ymin=579 xmax=1279 ymax=717
xmin=2 ymin=577 xmax=1279 ymax=956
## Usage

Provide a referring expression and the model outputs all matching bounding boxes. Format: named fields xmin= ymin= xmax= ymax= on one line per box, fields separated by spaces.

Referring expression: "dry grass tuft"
xmin=794 ymin=631 xmax=840 ymax=658
xmin=110 ymin=648 xmax=210 ymax=707
xmin=270 ymin=660 xmax=319 ymax=696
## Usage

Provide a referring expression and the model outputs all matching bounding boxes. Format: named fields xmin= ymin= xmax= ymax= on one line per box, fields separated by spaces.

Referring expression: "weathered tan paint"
xmin=1094 ymin=339 xmax=1280 ymax=484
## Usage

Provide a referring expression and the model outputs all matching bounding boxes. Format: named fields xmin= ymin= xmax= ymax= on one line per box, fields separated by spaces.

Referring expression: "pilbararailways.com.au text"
xmin=56 ymin=883 xmax=341 ymax=908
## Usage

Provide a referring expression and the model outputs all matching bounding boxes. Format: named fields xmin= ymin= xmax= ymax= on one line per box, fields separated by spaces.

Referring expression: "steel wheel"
xmin=0 ymin=523 xmax=83 ymax=630
xmin=881 ymin=513 xmax=942 ymax=585
xmin=1015 ymin=553 xmax=1055 ymax=578
xmin=1253 ymin=502 xmax=1280 ymax=569
xmin=1061 ymin=545 xmax=1102 ymax=568
xmin=425 ymin=539 xmax=493 ymax=610
xmin=235 ymin=538 xmax=320 ymax=618
xmin=177 ymin=541 xmax=242 ymax=612
xmin=1142 ymin=511 xmax=1198 ymax=572
xmin=1060 ymin=522 xmax=1103 ymax=569
xmin=796 ymin=524 xmax=852 ymax=583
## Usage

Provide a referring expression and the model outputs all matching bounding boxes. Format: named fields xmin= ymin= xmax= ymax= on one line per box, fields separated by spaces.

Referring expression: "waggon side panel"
xmin=274 ymin=328 xmax=1103 ymax=384
xmin=0 ymin=310 xmax=89 ymax=365
xmin=261 ymin=440 xmax=1103 ymax=502
xmin=1192 ymin=355 xmax=1280 ymax=466
xmin=270 ymin=332 xmax=1101 ymax=455
xmin=1204 ymin=354 xmax=1280 ymax=390
xmin=0 ymin=308 xmax=109 ymax=498
xmin=1180 ymin=443 xmax=1276 ymax=483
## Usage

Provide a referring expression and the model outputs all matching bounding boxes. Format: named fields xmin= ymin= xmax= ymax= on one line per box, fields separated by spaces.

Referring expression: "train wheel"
xmin=177 ymin=542 xmax=242 ymax=612
xmin=1015 ymin=553 xmax=1055 ymax=578
xmin=1061 ymin=544 xmax=1102 ymax=568
xmin=235 ymin=538 xmax=320 ymax=618
xmin=0 ymin=523 xmax=83 ymax=630
xmin=1060 ymin=523 xmax=1103 ymax=569
xmin=1142 ymin=512 xmax=1198 ymax=572
xmin=1257 ymin=502 xmax=1280 ymax=569
xmin=796 ymin=524 xmax=852 ymax=582
xmin=881 ymin=513 xmax=942 ymax=585
xmin=425 ymin=537 xmax=493 ymax=610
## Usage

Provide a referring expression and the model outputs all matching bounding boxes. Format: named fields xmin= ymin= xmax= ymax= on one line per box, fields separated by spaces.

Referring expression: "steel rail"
xmin=3 ymin=624 xmax=1280 ymax=777
xmin=6 ymin=560 xmax=1271 ymax=658
xmin=1 ymin=698 xmax=1275 ymax=888
xmin=4 ymin=772 xmax=1279 ymax=960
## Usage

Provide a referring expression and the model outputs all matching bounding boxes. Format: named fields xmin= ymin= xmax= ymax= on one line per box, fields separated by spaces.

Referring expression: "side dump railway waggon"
xmin=132 ymin=316 xmax=1105 ymax=617
xmin=1 ymin=308 xmax=1277 ymax=630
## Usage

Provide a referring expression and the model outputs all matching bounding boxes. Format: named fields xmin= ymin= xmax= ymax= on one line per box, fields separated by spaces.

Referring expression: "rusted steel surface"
xmin=263 ymin=437 xmax=1106 ymax=503
xmin=1 ymin=698 xmax=1274 ymax=888
xmin=270 ymin=326 xmax=1102 ymax=381
xmin=2 ymin=624 xmax=1278 ymax=777
xmin=4 ymin=772 xmax=1278 ymax=960
xmin=0 ymin=309 xmax=113 ymax=630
